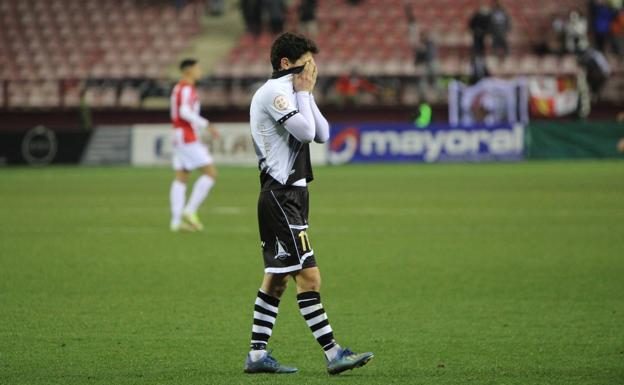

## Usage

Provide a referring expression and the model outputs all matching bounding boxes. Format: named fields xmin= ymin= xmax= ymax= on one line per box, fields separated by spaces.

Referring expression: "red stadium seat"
xmin=0 ymin=0 xmax=205 ymax=88
xmin=277 ymin=0 xmax=590 ymax=78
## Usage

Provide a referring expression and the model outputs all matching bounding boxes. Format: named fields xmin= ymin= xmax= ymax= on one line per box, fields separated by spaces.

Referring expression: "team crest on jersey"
xmin=274 ymin=237 xmax=291 ymax=260
xmin=273 ymin=95 xmax=289 ymax=111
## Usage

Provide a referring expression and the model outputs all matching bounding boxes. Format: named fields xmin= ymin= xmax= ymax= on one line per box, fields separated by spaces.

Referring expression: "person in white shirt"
xmin=243 ymin=32 xmax=373 ymax=375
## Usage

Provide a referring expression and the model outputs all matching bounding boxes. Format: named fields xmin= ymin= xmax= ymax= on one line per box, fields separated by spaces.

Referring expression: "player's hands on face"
xmin=309 ymin=59 xmax=318 ymax=86
xmin=293 ymin=61 xmax=317 ymax=93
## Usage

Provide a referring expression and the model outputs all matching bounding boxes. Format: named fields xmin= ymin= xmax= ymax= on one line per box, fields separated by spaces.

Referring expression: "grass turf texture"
xmin=1 ymin=161 xmax=623 ymax=385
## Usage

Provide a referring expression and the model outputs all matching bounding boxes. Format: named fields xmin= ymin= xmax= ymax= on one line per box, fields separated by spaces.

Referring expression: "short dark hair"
xmin=270 ymin=32 xmax=319 ymax=71
xmin=179 ymin=58 xmax=198 ymax=71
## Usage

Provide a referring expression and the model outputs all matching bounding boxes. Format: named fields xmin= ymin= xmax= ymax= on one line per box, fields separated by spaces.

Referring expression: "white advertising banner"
xmin=131 ymin=123 xmax=327 ymax=166
xmin=449 ymin=77 xmax=529 ymax=127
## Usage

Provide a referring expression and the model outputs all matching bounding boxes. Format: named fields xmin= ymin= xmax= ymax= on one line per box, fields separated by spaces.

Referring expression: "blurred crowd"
xmin=240 ymin=0 xmax=319 ymax=36
xmin=537 ymin=0 xmax=624 ymax=56
xmin=463 ymin=0 xmax=621 ymax=95
xmin=233 ymin=0 xmax=622 ymax=104
xmin=468 ymin=0 xmax=511 ymax=59
xmin=590 ymin=0 xmax=624 ymax=54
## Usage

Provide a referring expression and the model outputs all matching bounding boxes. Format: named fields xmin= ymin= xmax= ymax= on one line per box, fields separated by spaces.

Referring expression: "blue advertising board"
xmin=329 ymin=123 xmax=524 ymax=164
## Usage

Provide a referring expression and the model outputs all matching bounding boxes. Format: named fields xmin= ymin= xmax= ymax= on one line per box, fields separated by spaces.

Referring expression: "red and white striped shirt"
xmin=170 ymin=81 xmax=207 ymax=144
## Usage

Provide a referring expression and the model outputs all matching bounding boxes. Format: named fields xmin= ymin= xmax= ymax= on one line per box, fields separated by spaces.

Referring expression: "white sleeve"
xmin=310 ymin=94 xmax=329 ymax=143
xmin=282 ymin=92 xmax=316 ymax=143
xmin=179 ymin=86 xmax=208 ymax=129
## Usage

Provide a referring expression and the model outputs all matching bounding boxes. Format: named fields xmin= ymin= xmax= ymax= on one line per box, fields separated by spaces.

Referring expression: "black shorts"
xmin=257 ymin=187 xmax=317 ymax=274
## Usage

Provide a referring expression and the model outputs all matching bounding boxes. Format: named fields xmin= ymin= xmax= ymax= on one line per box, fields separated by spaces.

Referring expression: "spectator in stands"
xmin=175 ymin=0 xmax=186 ymax=11
xmin=590 ymin=0 xmax=616 ymax=52
xmin=404 ymin=1 xmax=420 ymax=51
xmin=299 ymin=0 xmax=318 ymax=36
xmin=565 ymin=10 xmax=590 ymax=53
xmin=404 ymin=1 xmax=437 ymax=99
xmin=469 ymin=1 xmax=491 ymax=84
xmin=469 ymin=1 xmax=491 ymax=56
xmin=552 ymin=11 xmax=568 ymax=54
xmin=579 ymin=47 xmax=611 ymax=100
xmin=611 ymin=7 xmax=624 ymax=56
xmin=207 ymin=0 xmax=225 ymax=16
xmin=414 ymin=32 xmax=438 ymax=100
xmin=241 ymin=0 xmax=262 ymax=36
xmin=490 ymin=0 xmax=511 ymax=58
xmin=265 ymin=0 xmax=287 ymax=34
xmin=535 ymin=11 xmax=566 ymax=55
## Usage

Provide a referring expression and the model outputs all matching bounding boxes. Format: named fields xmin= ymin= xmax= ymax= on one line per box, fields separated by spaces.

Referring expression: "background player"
xmin=169 ymin=58 xmax=220 ymax=232
xmin=244 ymin=33 xmax=374 ymax=375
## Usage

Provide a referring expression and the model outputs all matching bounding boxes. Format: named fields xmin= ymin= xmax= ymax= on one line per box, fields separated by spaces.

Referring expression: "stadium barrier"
xmin=0 ymin=126 xmax=92 ymax=166
xmin=4 ymin=122 xmax=622 ymax=166
xmin=328 ymin=123 xmax=525 ymax=164
xmin=526 ymin=121 xmax=624 ymax=159
xmin=129 ymin=123 xmax=328 ymax=167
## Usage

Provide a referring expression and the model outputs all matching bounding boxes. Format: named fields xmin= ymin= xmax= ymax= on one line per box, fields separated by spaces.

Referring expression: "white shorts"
xmin=172 ymin=141 xmax=213 ymax=171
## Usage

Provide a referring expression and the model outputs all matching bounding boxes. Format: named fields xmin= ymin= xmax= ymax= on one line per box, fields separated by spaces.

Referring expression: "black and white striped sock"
xmin=297 ymin=291 xmax=341 ymax=360
xmin=249 ymin=290 xmax=279 ymax=354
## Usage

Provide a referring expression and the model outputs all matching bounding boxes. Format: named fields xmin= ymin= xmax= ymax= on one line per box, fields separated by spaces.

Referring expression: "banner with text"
xmin=131 ymin=123 xmax=328 ymax=166
xmin=329 ymin=123 xmax=524 ymax=164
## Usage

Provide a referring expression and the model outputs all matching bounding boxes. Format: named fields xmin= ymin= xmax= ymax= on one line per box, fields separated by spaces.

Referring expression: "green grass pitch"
xmin=1 ymin=161 xmax=623 ymax=385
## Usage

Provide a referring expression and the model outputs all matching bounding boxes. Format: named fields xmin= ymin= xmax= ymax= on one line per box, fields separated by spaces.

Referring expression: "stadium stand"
xmin=0 ymin=0 xmax=204 ymax=108
xmin=222 ymin=0 xmax=601 ymax=75
xmin=0 ymin=0 xmax=622 ymax=108
xmin=218 ymin=0 xmax=622 ymax=104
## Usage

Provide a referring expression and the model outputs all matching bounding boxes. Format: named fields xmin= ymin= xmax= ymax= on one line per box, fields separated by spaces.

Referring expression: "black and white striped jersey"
xmin=250 ymin=71 xmax=313 ymax=191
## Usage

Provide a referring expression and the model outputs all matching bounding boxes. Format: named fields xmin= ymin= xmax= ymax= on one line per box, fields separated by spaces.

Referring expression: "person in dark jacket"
xmin=590 ymin=0 xmax=616 ymax=52
xmin=469 ymin=1 xmax=491 ymax=56
xmin=265 ymin=0 xmax=286 ymax=34
xmin=241 ymin=0 xmax=262 ymax=36
xmin=299 ymin=0 xmax=318 ymax=35
xmin=490 ymin=0 xmax=511 ymax=58
xmin=578 ymin=47 xmax=611 ymax=100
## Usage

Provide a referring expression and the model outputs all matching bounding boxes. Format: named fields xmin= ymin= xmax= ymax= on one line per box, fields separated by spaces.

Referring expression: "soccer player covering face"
xmin=169 ymin=59 xmax=220 ymax=232
xmin=245 ymin=33 xmax=374 ymax=375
